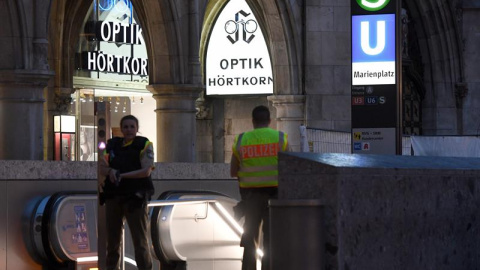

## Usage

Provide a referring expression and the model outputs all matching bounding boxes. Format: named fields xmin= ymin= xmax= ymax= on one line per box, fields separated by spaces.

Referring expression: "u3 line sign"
xmin=350 ymin=0 xmax=401 ymax=155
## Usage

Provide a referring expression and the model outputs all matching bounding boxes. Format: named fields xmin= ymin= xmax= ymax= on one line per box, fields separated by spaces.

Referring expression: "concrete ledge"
xmin=278 ymin=152 xmax=480 ymax=270
xmin=0 ymin=161 xmax=232 ymax=180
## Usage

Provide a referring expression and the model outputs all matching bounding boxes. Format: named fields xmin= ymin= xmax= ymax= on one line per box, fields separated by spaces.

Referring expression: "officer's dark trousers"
xmin=240 ymin=187 xmax=278 ymax=270
xmin=105 ymin=196 xmax=152 ymax=270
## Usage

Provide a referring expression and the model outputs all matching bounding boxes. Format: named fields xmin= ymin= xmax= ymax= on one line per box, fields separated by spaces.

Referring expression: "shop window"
xmin=66 ymin=0 xmax=156 ymax=161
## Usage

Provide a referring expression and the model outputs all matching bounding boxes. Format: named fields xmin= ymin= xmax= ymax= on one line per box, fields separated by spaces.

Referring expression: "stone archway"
xmin=200 ymin=0 xmax=303 ymax=96
xmin=251 ymin=0 xmax=306 ymax=150
xmin=402 ymin=0 xmax=465 ymax=135
xmin=48 ymin=0 xmax=204 ymax=162
xmin=135 ymin=0 xmax=204 ymax=161
xmin=199 ymin=0 xmax=306 ymax=152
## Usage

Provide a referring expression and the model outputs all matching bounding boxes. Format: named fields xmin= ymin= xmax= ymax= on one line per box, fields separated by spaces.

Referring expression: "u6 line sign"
xmin=351 ymin=0 xmax=401 ymax=155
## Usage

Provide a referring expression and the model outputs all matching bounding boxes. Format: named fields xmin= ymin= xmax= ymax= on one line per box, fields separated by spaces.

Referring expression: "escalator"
xmin=151 ymin=191 xmax=243 ymax=269
xmin=26 ymin=190 xmax=243 ymax=270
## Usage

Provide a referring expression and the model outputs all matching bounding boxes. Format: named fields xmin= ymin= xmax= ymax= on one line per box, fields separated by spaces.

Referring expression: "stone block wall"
xmin=305 ymin=0 xmax=351 ymax=131
xmin=462 ymin=5 xmax=480 ymax=135
xmin=222 ymin=97 xmax=276 ymax=162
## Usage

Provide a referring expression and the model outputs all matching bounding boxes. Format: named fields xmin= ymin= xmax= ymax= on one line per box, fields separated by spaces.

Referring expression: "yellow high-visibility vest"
xmin=233 ymin=128 xmax=288 ymax=188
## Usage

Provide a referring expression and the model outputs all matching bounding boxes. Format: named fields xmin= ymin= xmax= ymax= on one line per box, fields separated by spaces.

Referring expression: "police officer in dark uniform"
xmin=99 ymin=115 xmax=155 ymax=270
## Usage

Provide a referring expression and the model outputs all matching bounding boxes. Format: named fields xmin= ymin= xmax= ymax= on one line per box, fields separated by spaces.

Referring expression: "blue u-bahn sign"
xmin=352 ymin=14 xmax=395 ymax=85
xmin=351 ymin=0 xmax=400 ymax=155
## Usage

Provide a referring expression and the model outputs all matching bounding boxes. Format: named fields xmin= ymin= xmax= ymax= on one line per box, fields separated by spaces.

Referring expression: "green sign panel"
xmin=356 ymin=0 xmax=391 ymax=11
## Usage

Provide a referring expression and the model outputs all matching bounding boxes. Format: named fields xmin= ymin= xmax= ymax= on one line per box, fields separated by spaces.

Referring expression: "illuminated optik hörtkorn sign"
xmin=352 ymin=14 xmax=395 ymax=85
xmin=79 ymin=19 xmax=148 ymax=76
xmin=206 ymin=0 xmax=273 ymax=95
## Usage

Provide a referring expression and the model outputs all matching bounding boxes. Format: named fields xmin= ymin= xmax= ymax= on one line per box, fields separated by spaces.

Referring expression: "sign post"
xmin=96 ymin=102 xmax=110 ymax=270
xmin=351 ymin=0 xmax=402 ymax=155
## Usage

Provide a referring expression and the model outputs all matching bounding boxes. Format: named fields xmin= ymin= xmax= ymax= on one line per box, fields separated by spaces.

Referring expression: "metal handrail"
xmin=147 ymin=198 xmax=218 ymax=207
xmin=147 ymin=197 xmax=243 ymax=237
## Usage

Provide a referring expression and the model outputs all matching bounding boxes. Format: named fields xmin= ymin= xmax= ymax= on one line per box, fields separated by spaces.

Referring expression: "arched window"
xmin=61 ymin=0 xmax=156 ymax=161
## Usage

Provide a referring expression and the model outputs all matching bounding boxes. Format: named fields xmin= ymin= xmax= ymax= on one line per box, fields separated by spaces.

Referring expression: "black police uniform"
xmin=103 ymin=136 xmax=154 ymax=270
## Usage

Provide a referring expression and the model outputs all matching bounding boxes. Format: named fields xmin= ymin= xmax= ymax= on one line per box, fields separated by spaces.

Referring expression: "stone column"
xmin=268 ymin=95 xmax=305 ymax=152
xmin=147 ymin=84 xmax=203 ymax=162
xmin=0 ymin=70 xmax=53 ymax=160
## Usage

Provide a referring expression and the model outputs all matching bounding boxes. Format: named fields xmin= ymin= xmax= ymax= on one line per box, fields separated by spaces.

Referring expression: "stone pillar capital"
xmin=267 ymin=94 xmax=305 ymax=120
xmin=267 ymin=94 xmax=306 ymax=152
xmin=0 ymin=69 xmax=54 ymax=160
xmin=147 ymin=84 xmax=204 ymax=162
xmin=0 ymin=69 xmax=53 ymax=86
xmin=147 ymin=84 xmax=203 ymax=98
xmin=147 ymin=84 xmax=204 ymax=113
xmin=47 ymin=87 xmax=75 ymax=114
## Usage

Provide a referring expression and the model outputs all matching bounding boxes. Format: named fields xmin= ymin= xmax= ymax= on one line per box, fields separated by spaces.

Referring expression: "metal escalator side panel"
xmin=41 ymin=193 xmax=70 ymax=265
xmin=158 ymin=192 xmax=243 ymax=261
xmin=169 ymin=200 xmax=213 ymax=260
xmin=151 ymin=192 xmax=211 ymax=263
xmin=25 ymin=196 xmax=50 ymax=263
xmin=154 ymin=204 xmax=186 ymax=262
xmin=49 ymin=193 xmax=98 ymax=262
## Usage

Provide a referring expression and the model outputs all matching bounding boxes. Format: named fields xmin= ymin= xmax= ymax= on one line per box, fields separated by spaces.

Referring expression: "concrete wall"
xmin=277 ymin=152 xmax=480 ymax=270
xmin=0 ymin=161 xmax=238 ymax=270
xmin=197 ymin=97 xmax=278 ymax=163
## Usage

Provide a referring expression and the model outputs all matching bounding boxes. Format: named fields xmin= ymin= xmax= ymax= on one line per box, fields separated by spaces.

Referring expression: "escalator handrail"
xmin=148 ymin=197 xmax=242 ymax=237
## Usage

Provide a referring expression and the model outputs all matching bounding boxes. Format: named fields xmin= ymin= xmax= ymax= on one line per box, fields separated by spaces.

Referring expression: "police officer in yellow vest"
xmin=230 ymin=105 xmax=289 ymax=270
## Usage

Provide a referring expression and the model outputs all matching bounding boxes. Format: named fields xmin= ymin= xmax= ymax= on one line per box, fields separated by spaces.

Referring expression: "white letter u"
xmin=360 ymin=20 xmax=386 ymax=55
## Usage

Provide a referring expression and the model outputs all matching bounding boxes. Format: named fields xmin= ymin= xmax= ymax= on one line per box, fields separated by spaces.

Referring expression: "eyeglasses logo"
xmin=99 ymin=0 xmax=132 ymax=13
xmin=225 ymin=10 xmax=258 ymax=44
xmin=356 ymin=0 xmax=390 ymax=11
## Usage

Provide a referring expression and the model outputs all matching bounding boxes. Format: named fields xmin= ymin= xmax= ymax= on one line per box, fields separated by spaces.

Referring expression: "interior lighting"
xmin=257 ymin=249 xmax=264 ymax=257
xmin=214 ymin=202 xmax=244 ymax=234
xmin=98 ymin=141 xmax=106 ymax=150
xmin=125 ymin=257 xmax=137 ymax=266
xmin=76 ymin=256 xmax=98 ymax=262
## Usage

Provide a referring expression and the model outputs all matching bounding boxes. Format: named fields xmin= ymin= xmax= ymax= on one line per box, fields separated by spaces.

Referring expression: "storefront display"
xmin=54 ymin=115 xmax=76 ymax=161
xmin=68 ymin=0 xmax=156 ymax=161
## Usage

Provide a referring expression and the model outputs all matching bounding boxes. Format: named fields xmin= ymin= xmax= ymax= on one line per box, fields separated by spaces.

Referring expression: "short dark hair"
xmin=252 ymin=105 xmax=270 ymax=125
xmin=120 ymin=115 xmax=139 ymax=129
